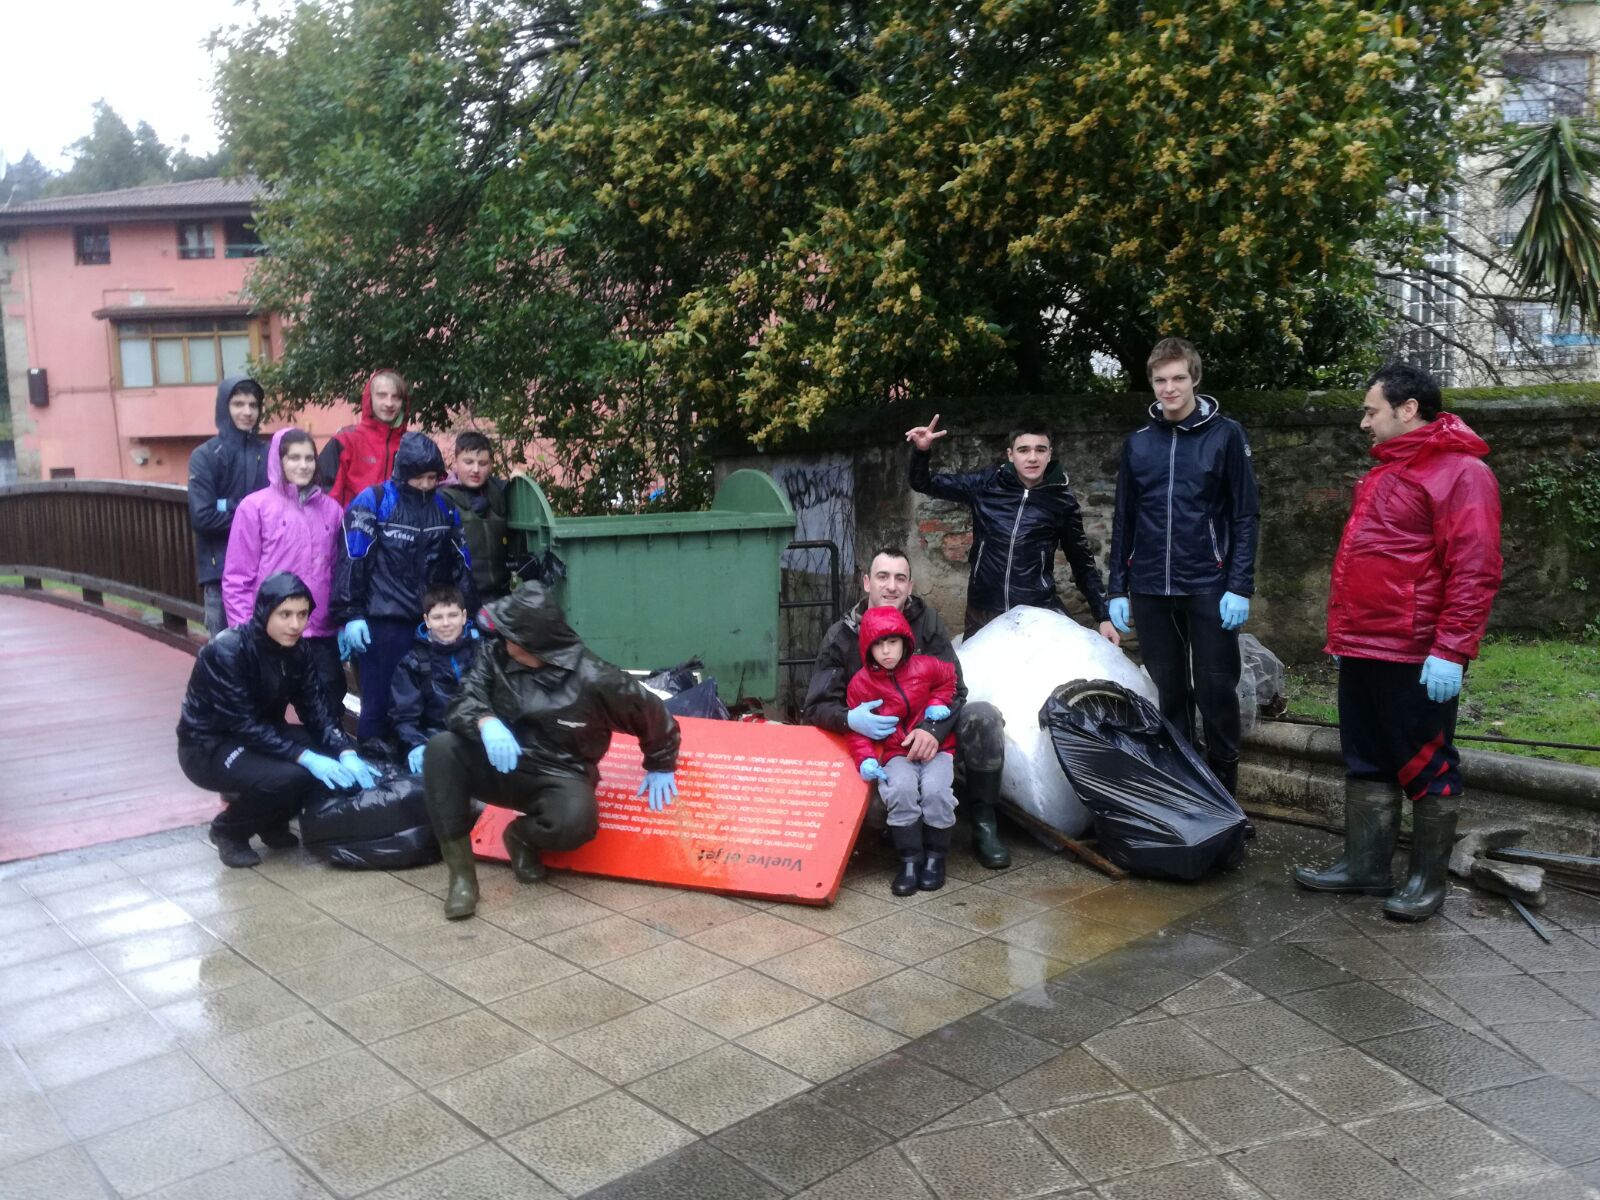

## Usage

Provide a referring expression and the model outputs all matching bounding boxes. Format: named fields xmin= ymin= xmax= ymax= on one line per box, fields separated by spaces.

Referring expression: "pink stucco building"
xmin=0 ymin=178 xmax=348 ymax=484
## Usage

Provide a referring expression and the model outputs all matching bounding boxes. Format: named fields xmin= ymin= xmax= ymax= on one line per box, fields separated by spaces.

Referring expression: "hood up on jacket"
xmin=252 ymin=571 xmax=316 ymax=632
xmin=360 ymin=369 xmax=410 ymax=429
xmin=858 ymin=605 xmax=917 ymax=666
xmin=215 ymin=374 xmax=265 ymax=437
xmin=392 ymin=432 xmax=446 ymax=485
xmin=1371 ymin=412 xmax=1490 ymax=467
xmin=1144 ymin=393 xmax=1220 ymax=431
xmin=481 ymin=583 xmax=584 ymax=670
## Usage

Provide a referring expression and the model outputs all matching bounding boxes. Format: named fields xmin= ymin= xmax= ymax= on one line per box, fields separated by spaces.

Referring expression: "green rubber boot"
xmin=964 ymin=768 xmax=1011 ymax=870
xmin=1384 ymin=799 xmax=1458 ymax=922
xmin=438 ymin=836 xmax=480 ymax=920
xmin=502 ymin=817 xmax=548 ymax=884
xmin=1292 ymin=780 xmax=1400 ymax=895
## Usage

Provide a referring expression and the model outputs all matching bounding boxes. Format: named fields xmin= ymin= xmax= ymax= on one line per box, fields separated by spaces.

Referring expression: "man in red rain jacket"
xmin=318 ymin=370 xmax=413 ymax=508
xmin=1295 ymin=362 xmax=1502 ymax=923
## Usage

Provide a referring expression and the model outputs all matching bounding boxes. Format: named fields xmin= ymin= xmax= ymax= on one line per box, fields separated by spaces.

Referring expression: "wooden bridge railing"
xmin=0 ymin=481 xmax=202 ymax=635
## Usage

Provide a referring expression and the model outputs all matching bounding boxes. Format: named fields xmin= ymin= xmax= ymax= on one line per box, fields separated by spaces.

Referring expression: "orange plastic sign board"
xmin=470 ymin=717 xmax=868 ymax=905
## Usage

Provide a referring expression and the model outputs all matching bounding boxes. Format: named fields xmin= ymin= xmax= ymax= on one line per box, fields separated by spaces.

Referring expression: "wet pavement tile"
xmin=1157 ymin=972 xmax=1266 ymax=1016
xmin=903 ymin=1115 xmax=1085 ymax=1199
xmin=1537 ymin=970 xmax=1600 ymax=1018
xmin=430 ymin=1043 xmax=610 ymax=1137
xmin=362 ymin=1142 xmax=560 ymax=1200
xmin=1361 ymin=1024 xmax=1544 ymax=1096
xmin=82 ymin=1094 xmax=275 ymax=1197
xmin=47 ymin=1048 xmax=222 ymax=1140
xmin=1456 ymin=1076 xmax=1600 ymax=1166
xmin=985 ymin=982 xmax=1131 ymax=1046
xmin=502 ymin=1089 xmax=696 ymax=1193
xmin=1298 ymin=935 xmax=1415 ymax=980
xmin=996 ymin=1046 xmax=1127 ymax=1115
xmin=0 ymin=1145 xmax=122 ymax=1200
xmin=375 ymin=1008 xmax=538 ymax=1088
xmin=711 ymin=1092 xmax=889 ymax=1191
xmin=1224 ymin=943 xmax=1357 ymax=996
xmin=1180 ymin=1000 xmax=1344 ymax=1065
xmin=838 ymin=909 xmax=984 ymax=966
xmin=1052 ymin=962 xmax=1195 ymax=1012
xmin=1494 ymin=1019 xmax=1600 ymax=1081
xmin=790 ymin=1145 xmax=935 ymax=1200
xmin=1380 ymin=932 xmax=1525 ymax=978
xmin=238 ymin=1046 xmax=414 ymax=1140
xmin=585 ymin=1139 xmax=785 ymax=1200
xmin=813 ymin=1052 xmax=982 ymax=1137
xmin=591 ymin=939 xmax=739 ymax=1001
xmin=555 ymin=1004 xmax=721 ymax=1085
xmin=1029 ymin=1092 xmax=1201 ymax=1182
xmin=292 ymin=1091 xmax=481 ymax=1196
xmin=539 ymin=912 xmax=677 ymax=968
xmin=429 ymin=942 xmax=576 ymax=1004
xmin=1255 ymin=1045 xmax=1439 ymax=1122
xmin=1480 ymin=930 xmax=1600 ymax=974
xmin=1345 ymin=1102 xmax=1555 ymax=1195
xmin=1082 ymin=1017 xmax=1242 ymax=1087
xmin=1279 ymin=980 xmax=1440 ymax=1041
xmin=1098 ymin=1157 xmax=1270 ymax=1200
xmin=628 ymin=1043 xmax=810 ymax=1135
xmin=1229 ymin=1126 xmax=1435 ymax=1199
xmin=918 ymin=937 xmax=1070 ymax=999
xmin=902 ymin=1012 xmax=1063 ymax=1090
xmin=736 ymin=1003 xmax=907 ymax=1083
xmin=489 ymin=971 xmax=645 ymax=1042
xmin=683 ymin=911 xmax=825 ymax=965
xmin=835 ymin=967 xmax=993 ymax=1037
xmin=323 ymin=974 xmax=477 ymax=1044
xmin=1146 ymin=1070 xmax=1326 ymax=1152
xmin=660 ymin=967 xmax=817 ymax=1039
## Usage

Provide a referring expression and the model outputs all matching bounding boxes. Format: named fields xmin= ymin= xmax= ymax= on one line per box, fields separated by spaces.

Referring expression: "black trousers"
xmin=303 ymin=635 xmax=347 ymax=722
xmin=357 ymin=618 xmax=417 ymax=741
xmin=178 ymin=728 xmax=330 ymax=839
xmin=422 ymin=730 xmax=600 ymax=848
xmin=1129 ymin=591 xmax=1241 ymax=772
xmin=1338 ymin=657 xmax=1462 ymax=801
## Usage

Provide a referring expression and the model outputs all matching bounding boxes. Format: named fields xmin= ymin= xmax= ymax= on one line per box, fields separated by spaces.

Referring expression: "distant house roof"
xmin=0 ymin=178 xmax=262 ymax=230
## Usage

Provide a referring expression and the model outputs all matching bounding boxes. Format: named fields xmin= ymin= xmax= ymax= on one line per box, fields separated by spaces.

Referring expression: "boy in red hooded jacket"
xmin=846 ymin=606 xmax=961 ymax=895
xmin=318 ymin=369 xmax=413 ymax=508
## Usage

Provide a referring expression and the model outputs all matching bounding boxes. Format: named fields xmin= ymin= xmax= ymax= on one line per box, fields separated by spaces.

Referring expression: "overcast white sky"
xmin=1 ymin=0 xmax=286 ymax=170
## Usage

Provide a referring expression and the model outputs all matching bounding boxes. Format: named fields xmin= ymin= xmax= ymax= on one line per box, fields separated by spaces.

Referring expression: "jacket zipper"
xmin=1003 ymin=489 xmax=1029 ymax=608
xmin=891 ymin=673 xmax=912 ymax=744
xmin=1164 ymin=432 xmax=1176 ymax=594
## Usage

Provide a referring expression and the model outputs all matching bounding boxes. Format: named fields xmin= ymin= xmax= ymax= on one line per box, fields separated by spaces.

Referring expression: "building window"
xmin=115 ymin=317 xmax=259 ymax=388
xmin=74 ymin=226 xmax=110 ymax=265
xmin=1383 ymin=192 xmax=1460 ymax=385
xmin=223 ymin=217 xmax=266 ymax=258
xmin=1501 ymin=54 xmax=1591 ymax=123
xmin=50 ymin=467 xmax=77 ymax=480
xmin=1493 ymin=302 xmax=1594 ymax=366
xmin=177 ymin=221 xmax=215 ymax=260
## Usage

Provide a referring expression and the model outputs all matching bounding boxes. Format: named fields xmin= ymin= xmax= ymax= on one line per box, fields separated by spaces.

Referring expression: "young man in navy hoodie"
xmin=187 ymin=376 xmax=268 ymax=635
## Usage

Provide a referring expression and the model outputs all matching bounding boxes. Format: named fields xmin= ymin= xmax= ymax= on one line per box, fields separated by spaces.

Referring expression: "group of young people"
xmin=807 ymin=337 xmax=1502 ymax=922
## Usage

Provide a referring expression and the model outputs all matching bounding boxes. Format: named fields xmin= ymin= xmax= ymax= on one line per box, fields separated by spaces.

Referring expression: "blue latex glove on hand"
xmin=342 ymin=619 xmax=371 ymax=657
xmin=339 ymin=751 xmax=378 ymax=790
xmin=407 ymin=745 xmax=426 ymax=774
xmin=847 ymin=699 xmax=899 ymax=740
xmin=1219 ymin=592 xmax=1250 ymax=631
xmin=480 ymin=717 xmax=521 ymax=773
xmin=924 ymin=705 xmax=951 ymax=722
xmin=1109 ymin=597 xmax=1132 ymax=634
xmin=859 ymin=757 xmax=889 ymax=783
xmin=215 ymin=498 xmax=229 ymax=514
xmin=298 ymin=749 xmax=355 ymax=789
xmin=1419 ymin=655 xmax=1463 ymax=703
xmin=637 ymin=771 xmax=678 ymax=812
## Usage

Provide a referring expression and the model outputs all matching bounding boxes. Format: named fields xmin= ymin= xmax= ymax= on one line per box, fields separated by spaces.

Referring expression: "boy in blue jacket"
xmin=390 ymin=584 xmax=479 ymax=773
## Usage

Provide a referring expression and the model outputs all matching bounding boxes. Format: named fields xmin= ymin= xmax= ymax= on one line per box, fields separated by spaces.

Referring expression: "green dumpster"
xmin=506 ymin=470 xmax=797 ymax=703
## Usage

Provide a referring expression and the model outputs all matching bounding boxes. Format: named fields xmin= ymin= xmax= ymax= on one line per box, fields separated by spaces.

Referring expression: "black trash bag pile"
xmin=642 ymin=658 xmax=730 ymax=720
xmin=300 ymin=768 xmax=440 ymax=870
xmin=1040 ymin=679 xmax=1248 ymax=881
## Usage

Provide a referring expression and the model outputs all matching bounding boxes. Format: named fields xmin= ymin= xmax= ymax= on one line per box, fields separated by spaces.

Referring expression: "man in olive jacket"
xmin=422 ymin=582 xmax=680 ymax=919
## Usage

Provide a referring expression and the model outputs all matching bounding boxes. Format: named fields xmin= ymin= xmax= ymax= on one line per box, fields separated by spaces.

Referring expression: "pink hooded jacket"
xmin=222 ymin=428 xmax=345 ymax=637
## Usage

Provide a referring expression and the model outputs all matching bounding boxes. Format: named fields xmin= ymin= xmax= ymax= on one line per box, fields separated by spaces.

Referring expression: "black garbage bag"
xmin=1040 ymin=679 xmax=1248 ymax=881
xmin=299 ymin=771 xmax=440 ymax=870
xmin=643 ymin=657 xmax=705 ymax=697
xmin=665 ymin=678 xmax=730 ymax=719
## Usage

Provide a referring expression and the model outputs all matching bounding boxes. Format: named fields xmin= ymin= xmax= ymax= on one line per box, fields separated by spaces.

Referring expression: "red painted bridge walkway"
xmin=0 ymin=595 xmax=217 ymax=862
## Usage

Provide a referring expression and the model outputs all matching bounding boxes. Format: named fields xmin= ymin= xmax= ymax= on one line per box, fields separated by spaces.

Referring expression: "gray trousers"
xmin=863 ymin=702 xmax=1003 ymax=829
xmin=202 ymin=583 xmax=227 ymax=637
xmin=881 ymin=752 xmax=957 ymax=829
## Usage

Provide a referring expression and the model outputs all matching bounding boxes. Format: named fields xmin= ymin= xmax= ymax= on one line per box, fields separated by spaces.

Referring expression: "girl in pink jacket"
xmin=224 ymin=428 xmax=347 ymax=713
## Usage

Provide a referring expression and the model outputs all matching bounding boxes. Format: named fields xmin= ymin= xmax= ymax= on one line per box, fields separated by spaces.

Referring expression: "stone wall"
xmin=719 ymin=386 xmax=1600 ymax=665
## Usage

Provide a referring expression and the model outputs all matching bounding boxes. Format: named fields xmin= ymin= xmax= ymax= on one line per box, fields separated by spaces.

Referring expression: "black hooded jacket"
xmin=441 ymin=477 xmax=513 ymax=600
xmin=187 ymin=375 xmax=269 ymax=585
xmin=1106 ymin=395 xmax=1261 ymax=598
xmin=389 ymin=625 xmax=480 ymax=751
xmin=176 ymin=572 xmax=351 ymax=758
xmin=910 ymin=451 xmax=1110 ymax=621
xmin=331 ymin=433 xmax=477 ymax=623
xmin=447 ymin=583 xmax=679 ymax=781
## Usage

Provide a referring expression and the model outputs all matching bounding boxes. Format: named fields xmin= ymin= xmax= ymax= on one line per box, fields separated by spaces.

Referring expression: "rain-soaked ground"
xmin=2 ymin=818 xmax=1598 ymax=1199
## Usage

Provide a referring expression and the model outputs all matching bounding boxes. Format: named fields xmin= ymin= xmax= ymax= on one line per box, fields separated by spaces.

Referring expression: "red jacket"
xmin=845 ymin=606 xmax=959 ymax=766
xmin=322 ymin=371 xmax=412 ymax=508
xmin=1326 ymin=413 xmax=1502 ymax=665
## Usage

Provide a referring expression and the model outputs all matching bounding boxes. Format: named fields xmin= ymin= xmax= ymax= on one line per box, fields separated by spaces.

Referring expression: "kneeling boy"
xmin=390 ymin=585 xmax=480 ymax=773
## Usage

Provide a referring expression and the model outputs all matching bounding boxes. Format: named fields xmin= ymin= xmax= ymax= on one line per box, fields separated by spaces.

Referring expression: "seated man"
xmin=805 ymin=547 xmax=1012 ymax=868
xmin=177 ymin=572 xmax=379 ymax=867
xmin=422 ymin=582 xmax=681 ymax=920
xmin=390 ymin=584 xmax=480 ymax=774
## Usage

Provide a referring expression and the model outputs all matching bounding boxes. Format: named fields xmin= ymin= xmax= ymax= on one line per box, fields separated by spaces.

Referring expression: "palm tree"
xmin=1499 ymin=116 xmax=1600 ymax=332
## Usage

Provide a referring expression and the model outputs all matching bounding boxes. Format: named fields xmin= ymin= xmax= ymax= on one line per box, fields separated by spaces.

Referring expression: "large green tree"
xmin=217 ymin=0 xmax=1521 ymax=509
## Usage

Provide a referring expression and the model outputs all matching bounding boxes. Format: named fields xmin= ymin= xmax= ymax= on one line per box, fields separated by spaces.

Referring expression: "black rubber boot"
xmin=438 ymin=836 xmax=480 ymax=920
xmin=1292 ymin=780 xmax=1400 ymax=895
xmin=890 ymin=824 xmax=923 ymax=897
xmin=258 ymin=823 xmax=299 ymax=850
xmin=209 ymin=827 xmax=260 ymax=869
xmin=964 ymin=768 xmax=1011 ymax=869
xmin=919 ymin=825 xmax=951 ymax=891
xmin=1384 ymin=799 xmax=1458 ymax=923
xmin=502 ymin=817 xmax=548 ymax=884
xmin=1208 ymin=756 xmax=1239 ymax=797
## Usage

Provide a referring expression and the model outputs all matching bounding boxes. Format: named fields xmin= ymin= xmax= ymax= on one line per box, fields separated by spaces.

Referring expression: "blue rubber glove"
xmin=637 ymin=771 xmax=678 ymax=812
xmin=847 ymin=699 xmax=899 ymax=740
xmin=297 ymin=749 xmax=355 ymax=789
xmin=1219 ymin=592 xmax=1250 ymax=631
xmin=342 ymin=619 xmax=370 ymax=657
xmin=407 ymin=745 xmax=426 ymax=774
xmin=215 ymin=498 xmax=229 ymax=514
xmin=859 ymin=757 xmax=889 ymax=783
xmin=479 ymin=717 xmax=521 ymax=773
xmin=1419 ymin=656 xmax=1463 ymax=703
xmin=924 ymin=705 xmax=951 ymax=722
xmin=1109 ymin=597 xmax=1132 ymax=634
xmin=339 ymin=751 xmax=378 ymax=790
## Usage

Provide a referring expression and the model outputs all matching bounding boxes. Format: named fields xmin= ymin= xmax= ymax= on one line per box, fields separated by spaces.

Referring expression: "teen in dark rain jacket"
xmin=318 ymin=369 xmax=412 ymax=507
xmin=389 ymin=622 xmax=480 ymax=758
xmin=187 ymin=375 xmax=268 ymax=633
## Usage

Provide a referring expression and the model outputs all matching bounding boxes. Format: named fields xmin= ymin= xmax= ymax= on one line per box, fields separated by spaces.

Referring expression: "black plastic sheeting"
xmin=1041 ymin=679 xmax=1248 ymax=881
xmin=643 ymin=658 xmax=731 ymax=720
xmin=299 ymin=770 xmax=441 ymax=870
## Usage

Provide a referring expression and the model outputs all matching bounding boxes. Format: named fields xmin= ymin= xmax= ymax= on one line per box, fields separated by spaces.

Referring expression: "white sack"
xmin=957 ymin=606 xmax=1158 ymax=837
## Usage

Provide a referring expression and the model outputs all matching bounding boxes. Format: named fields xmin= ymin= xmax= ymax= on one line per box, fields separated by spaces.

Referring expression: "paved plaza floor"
xmin=3 ymin=819 xmax=1599 ymax=1199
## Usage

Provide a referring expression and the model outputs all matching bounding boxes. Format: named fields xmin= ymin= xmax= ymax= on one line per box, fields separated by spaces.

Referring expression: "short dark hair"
xmin=422 ymin=584 xmax=466 ymax=613
xmin=455 ymin=431 xmax=494 ymax=457
xmin=1367 ymin=362 xmax=1442 ymax=421
xmin=1007 ymin=428 xmax=1051 ymax=448
xmin=277 ymin=428 xmax=315 ymax=460
xmin=861 ymin=546 xmax=912 ymax=578
xmin=230 ymin=379 xmax=265 ymax=403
